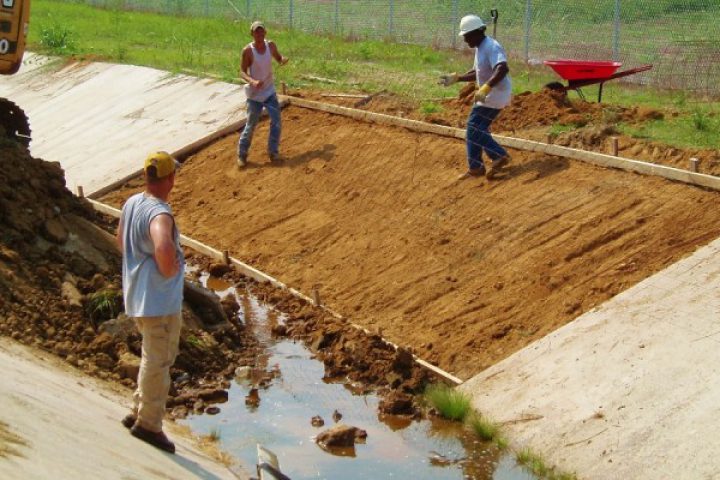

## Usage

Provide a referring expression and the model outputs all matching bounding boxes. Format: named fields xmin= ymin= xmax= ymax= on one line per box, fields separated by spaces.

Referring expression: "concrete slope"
xmin=0 ymin=338 xmax=249 ymax=480
xmin=461 ymin=238 xmax=720 ymax=479
xmin=0 ymin=54 xmax=245 ymax=194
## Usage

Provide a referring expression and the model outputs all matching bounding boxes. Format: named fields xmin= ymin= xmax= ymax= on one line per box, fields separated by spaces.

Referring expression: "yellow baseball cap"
xmin=144 ymin=151 xmax=178 ymax=179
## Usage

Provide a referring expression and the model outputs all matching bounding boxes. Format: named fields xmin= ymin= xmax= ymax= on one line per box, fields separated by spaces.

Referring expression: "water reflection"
xmin=184 ymin=273 xmax=535 ymax=480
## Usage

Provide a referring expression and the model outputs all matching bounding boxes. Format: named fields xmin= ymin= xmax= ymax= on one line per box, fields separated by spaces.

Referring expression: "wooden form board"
xmin=283 ymin=96 xmax=720 ymax=192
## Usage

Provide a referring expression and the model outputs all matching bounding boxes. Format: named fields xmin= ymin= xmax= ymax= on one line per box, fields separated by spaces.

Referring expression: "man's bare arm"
xmin=269 ymin=42 xmax=288 ymax=65
xmin=149 ymin=214 xmax=180 ymax=278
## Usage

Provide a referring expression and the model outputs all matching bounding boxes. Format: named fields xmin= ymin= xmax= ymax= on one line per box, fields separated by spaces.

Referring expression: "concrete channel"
xmin=5 ymin=54 xmax=720 ymax=479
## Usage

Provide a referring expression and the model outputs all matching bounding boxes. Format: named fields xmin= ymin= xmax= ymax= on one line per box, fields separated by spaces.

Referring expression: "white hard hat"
xmin=458 ymin=15 xmax=486 ymax=36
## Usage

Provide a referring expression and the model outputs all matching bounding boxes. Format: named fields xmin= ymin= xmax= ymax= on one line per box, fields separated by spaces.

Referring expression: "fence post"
xmin=389 ymin=0 xmax=394 ymax=38
xmin=289 ymin=0 xmax=294 ymax=29
xmin=451 ymin=0 xmax=458 ymax=49
xmin=613 ymin=0 xmax=621 ymax=61
xmin=524 ymin=0 xmax=532 ymax=62
xmin=334 ymin=0 xmax=339 ymax=36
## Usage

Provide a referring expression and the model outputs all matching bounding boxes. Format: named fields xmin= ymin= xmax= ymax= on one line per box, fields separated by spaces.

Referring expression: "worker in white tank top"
xmin=237 ymin=21 xmax=289 ymax=168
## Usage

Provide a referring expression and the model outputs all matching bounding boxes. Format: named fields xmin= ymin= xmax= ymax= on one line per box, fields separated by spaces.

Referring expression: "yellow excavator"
xmin=0 ymin=0 xmax=30 ymax=146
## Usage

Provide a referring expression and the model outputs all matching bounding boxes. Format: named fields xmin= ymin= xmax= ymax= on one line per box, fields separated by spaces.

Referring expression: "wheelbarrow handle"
xmin=491 ymin=9 xmax=498 ymax=22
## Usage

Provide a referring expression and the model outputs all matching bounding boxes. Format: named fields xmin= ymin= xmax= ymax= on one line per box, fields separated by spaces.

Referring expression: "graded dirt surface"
xmin=300 ymin=88 xmax=720 ymax=175
xmin=101 ymin=105 xmax=720 ymax=380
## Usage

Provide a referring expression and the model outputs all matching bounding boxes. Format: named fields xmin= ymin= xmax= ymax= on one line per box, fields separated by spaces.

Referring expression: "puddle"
xmin=183 ymin=273 xmax=535 ymax=479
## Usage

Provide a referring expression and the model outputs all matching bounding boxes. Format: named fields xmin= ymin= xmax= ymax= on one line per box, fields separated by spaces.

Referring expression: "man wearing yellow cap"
xmin=116 ymin=151 xmax=184 ymax=454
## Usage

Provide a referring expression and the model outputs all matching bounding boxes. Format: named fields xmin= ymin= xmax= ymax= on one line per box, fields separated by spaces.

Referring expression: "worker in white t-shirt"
xmin=440 ymin=14 xmax=512 ymax=180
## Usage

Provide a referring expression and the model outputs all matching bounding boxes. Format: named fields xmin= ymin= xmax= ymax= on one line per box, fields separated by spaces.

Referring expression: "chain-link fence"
xmin=78 ymin=0 xmax=720 ymax=95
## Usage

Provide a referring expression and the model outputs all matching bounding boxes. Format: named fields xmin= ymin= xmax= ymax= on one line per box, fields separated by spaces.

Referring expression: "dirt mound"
xmin=101 ymin=106 xmax=720 ymax=380
xmin=0 ymin=141 xmax=260 ymax=415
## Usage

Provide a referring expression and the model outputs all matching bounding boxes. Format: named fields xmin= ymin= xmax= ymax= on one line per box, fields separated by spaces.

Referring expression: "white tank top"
xmin=246 ymin=41 xmax=275 ymax=102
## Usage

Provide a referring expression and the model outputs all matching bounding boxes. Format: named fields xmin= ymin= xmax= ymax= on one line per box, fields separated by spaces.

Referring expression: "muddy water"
xmin=184 ymin=275 xmax=535 ymax=479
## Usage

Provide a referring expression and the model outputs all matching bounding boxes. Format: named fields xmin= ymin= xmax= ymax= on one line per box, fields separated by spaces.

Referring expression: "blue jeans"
xmin=466 ymin=105 xmax=508 ymax=171
xmin=238 ymin=93 xmax=281 ymax=158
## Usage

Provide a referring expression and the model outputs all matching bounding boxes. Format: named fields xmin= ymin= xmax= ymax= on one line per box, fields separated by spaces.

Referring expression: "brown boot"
xmin=130 ymin=424 xmax=176 ymax=454
xmin=486 ymin=155 xmax=511 ymax=179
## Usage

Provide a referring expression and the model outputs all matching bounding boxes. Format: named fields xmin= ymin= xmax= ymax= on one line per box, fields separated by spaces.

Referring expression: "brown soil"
xmin=299 ymin=87 xmax=720 ymax=174
xmin=1 ymin=140 xmax=431 ymax=422
xmin=101 ymin=105 xmax=720 ymax=380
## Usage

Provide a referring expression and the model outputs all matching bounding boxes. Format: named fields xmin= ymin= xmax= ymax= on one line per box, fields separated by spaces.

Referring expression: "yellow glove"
xmin=474 ymin=83 xmax=492 ymax=103
xmin=439 ymin=72 xmax=459 ymax=87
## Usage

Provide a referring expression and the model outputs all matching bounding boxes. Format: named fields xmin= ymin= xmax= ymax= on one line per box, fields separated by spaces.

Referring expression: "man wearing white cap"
xmin=440 ymin=14 xmax=512 ymax=180
xmin=237 ymin=21 xmax=289 ymax=168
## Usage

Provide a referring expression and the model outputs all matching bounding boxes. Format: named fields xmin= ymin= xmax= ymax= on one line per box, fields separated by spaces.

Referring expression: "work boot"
xmin=121 ymin=414 xmax=136 ymax=429
xmin=457 ymin=167 xmax=486 ymax=180
xmin=130 ymin=424 xmax=176 ymax=454
xmin=269 ymin=152 xmax=284 ymax=163
xmin=237 ymin=154 xmax=247 ymax=168
xmin=486 ymin=155 xmax=511 ymax=179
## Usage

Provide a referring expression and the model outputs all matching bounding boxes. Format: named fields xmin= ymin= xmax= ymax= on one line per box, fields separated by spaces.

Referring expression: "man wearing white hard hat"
xmin=440 ymin=14 xmax=512 ymax=180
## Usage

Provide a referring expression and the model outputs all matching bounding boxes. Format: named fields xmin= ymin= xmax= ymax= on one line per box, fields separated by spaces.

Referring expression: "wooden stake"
xmin=312 ymin=288 xmax=321 ymax=307
xmin=281 ymin=81 xmax=287 ymax=95
xmin=77 ymin=186 xmax=84 ymax=198
xmin=611 ymin=137 xmax=619 ymax=156
xmin=690 ymin=157 xmax=700 ymax=172
xmin=223 ymin=250 xmax=230 ymax=265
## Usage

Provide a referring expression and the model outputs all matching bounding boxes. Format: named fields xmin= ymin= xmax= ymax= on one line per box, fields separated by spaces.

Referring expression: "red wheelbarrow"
xmin=544 ymin=59 xmax=653 ymax=102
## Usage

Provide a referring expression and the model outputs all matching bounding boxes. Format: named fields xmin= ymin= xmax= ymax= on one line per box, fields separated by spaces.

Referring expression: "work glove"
xmin=438 ymin=72 xmax=459 ymax=87
xmin=474 ymin=83 xmax=492 ymax=103
xmin=279 ymin=56 xmax=289 ymax=66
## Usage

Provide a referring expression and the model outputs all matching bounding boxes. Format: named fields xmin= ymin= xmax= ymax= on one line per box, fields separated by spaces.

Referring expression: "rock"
xmin=116 ymin=352 xmax=141 ymax=381
xmin=245 ymin=388 xmax=260 ymax=407
xmin=43 ymin=217 xmax=69 ymax=244
xmin=98 ymin=313 xmax=137 ymax=342
xmin=61 ymin=281 xmax=83 ymax=308
xmin=392 ymin=347 xmax=414 ymax=372
xmin=208 ymin=262 xmax=231 ymax=277
xmin=271 ymin=324 xmax=288 ymax=337
xmin=311 ymin=415 xmax=325 ymax=427
xmin=234 ymin=366 xmax=251 ymax=380
xmin=316 ymin=424 xmax=367 ymax=449
xmin=94 ymin=352 xmax=115 ymax=370
xmin=89 ymin=332 xmax=114 ymax=354
xmin=197 ymin=388 xmax=229 ymax=404
xmin=90 ymin=273 xmax=107 ymax=290
xmin=378 ymin=391 xmax=415 ymax=416
xmin=206 ymin=406 xmax=221 ymax=415
xmin=332 ymin=409 xmax=342 ymax=423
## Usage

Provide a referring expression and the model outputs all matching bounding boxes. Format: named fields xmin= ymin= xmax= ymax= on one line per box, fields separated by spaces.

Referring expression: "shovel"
xmin=490 ymin=9 xmax=499 ymax=38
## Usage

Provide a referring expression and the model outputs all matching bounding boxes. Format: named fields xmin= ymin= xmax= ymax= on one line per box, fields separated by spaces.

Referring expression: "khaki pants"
xmin=132 ymin=313 xmax=182 ymax=432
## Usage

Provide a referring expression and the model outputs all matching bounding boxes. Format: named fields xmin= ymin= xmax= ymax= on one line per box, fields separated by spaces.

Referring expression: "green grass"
xmin=27 ymin=0 xmax=720 ymax=150
xmin=465 ymin=412 xmax=502 ymax=442
xmin=516 ymin=448 xmax=578 ymax=480
xmin=85 ymin=288 xmax=123 ymax=327
xmin=424 ymin=384 xmax=471 ymax=422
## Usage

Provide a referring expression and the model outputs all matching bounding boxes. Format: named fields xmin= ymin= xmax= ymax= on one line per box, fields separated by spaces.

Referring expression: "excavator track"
xmin=0 ymin=98 xmax=31 ymax=147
